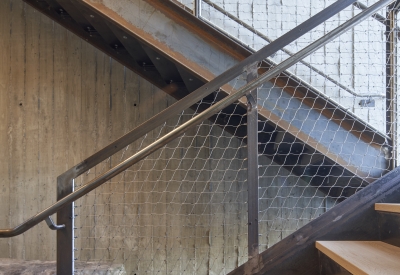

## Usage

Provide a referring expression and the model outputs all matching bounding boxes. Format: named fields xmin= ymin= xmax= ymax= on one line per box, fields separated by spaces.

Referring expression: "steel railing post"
xmin=194 ymin=0 xmax=201 ymax=17
xmin=246 ymin=63 xmax=260 ymax=259
xmin=57 ymin=175 xmax=75 ymax=275
xmin=386 ymin=3 xmax=398 ymax=168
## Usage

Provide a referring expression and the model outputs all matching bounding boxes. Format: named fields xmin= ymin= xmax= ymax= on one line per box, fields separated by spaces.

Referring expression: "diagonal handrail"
xmin=57 ymin=0 xmax=359 ymax=184
xmin=0 ymin=0 xmax=393 ymax=238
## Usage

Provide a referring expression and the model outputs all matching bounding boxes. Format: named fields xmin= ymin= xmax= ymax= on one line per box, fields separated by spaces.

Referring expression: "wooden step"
xmin=375 ymin=203 xmax=400 ymax=213
xmin=316 ymin=241 xmax=400 ymax=275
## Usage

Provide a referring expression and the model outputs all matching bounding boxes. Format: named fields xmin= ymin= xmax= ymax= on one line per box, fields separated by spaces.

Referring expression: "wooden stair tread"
xmin=316 ymin=241 xmax=400 ymax=275
xmin=375 ymin=203 xmax=400 ymax=213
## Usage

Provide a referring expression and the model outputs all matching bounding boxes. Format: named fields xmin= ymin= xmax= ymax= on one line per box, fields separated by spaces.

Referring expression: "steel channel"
xmin=0 ymin=0 xmax=392 ymax=239
xmin=56 ymin=177 xmax=74 ymax=275
xmin=386 ymin=7 xmax=398 ymax=169
xmin=246 ymin=63 xmax=260 ymax=259
xmin=194 ymin=0 xmax=201 ymax=17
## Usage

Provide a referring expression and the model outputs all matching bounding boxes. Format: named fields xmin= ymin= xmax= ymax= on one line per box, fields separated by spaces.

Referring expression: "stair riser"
xmin=378 ymin=212 xmax=400 ymax=247
xmin=318 ymin=252 xmax=351 ymax=275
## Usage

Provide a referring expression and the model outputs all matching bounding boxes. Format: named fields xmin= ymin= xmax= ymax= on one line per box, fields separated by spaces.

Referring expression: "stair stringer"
xmin=81 ymin=0 xmax=388 ymax=182
xmin=228 ymin=167 xmax=400 ymax=275
xmin=25 ymin=0 xmax=389 ymax=187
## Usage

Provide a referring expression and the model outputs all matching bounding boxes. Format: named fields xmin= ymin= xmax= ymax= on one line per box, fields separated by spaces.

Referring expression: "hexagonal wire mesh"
xmin=173 ymin=0 xmax=397 ymax=252
xmin=71 ymin=0 xmax=397 ymax=274
xmin=73 ymin=77 xmax=250 ymax=274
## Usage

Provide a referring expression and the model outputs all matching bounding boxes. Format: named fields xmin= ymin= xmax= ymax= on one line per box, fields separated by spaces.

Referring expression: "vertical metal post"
xmin=246 ymin=63 xmax=259 ymax=259
xmin=386 ymin=4 xmax=398 ymax=169
xmin=57 ymin=175 xmax=75 ymax=274
xmin=194 ymin=0 xmax=201 ymax=18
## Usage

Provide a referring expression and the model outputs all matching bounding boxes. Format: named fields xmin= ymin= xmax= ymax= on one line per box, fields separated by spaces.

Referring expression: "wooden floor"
xmin=316 ymin=241 xmax=400 ymax=275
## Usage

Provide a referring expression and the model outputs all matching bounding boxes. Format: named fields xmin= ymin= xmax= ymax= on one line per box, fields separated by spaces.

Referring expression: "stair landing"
xmin=316 ymin=241 xmax=400 ymax=275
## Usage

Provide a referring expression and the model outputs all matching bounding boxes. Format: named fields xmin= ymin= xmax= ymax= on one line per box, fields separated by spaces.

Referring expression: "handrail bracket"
xmin=45 ymin=216 xmax=65 ymax=231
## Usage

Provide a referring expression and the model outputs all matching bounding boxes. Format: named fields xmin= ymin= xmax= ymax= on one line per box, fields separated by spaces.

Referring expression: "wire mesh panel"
xmin=188 ymin=0 xmax=392 ymax=135
xmin=69 ymin=0 xmax=398 ymax=273
xmin=73 ymin=90 xmax=250 ymax=274
xmin=256 ymin=2 xmax=396 ymax=251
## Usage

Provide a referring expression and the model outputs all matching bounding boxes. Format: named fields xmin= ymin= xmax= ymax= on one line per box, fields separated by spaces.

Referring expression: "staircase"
xmin=228 ymin=167 xmax=400 ymax=274
xmin=315 ymin=203 xmax=400 ymax=274
xmin=24 ymin=0 xmax=391 ymax=196
xmin=316 ymin=241 xmax=400 ymax=274
xmin=0 ymin=0 xmax=398 ymax=274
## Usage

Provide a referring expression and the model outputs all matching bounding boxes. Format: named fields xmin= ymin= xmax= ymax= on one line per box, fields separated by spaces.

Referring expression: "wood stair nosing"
xmin=316 ymin=241 xmax=400 ymax=275
xmin=375 ymin=203 xmax=400 ymax=214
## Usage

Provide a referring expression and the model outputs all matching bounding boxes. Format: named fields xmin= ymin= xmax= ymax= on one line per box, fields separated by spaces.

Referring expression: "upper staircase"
xmin=25 ymin=0 xmax=391 ymax=199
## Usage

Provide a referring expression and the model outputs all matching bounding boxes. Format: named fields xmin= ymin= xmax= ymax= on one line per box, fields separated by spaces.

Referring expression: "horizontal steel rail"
xmin=354 ymin=1 xmax=387 ymax=24
xmin=0 ymin=0 xmax=392 ymax=238
xmin=354 ymin=1 xmax=400 ymax=38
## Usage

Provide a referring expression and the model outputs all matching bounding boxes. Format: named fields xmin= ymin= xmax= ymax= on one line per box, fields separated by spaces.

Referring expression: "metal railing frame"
xmin=0 ymin=0 xmax=395 ymax=274
xmin=182 ymin=0 xmax=394 ymax=145
xmin=386 ymin=1 xmax=400 ymax=169
xmin=56 ymin=0 xmax=361 ymax=271
xmin=194 ymin=0 xmax=393 ymax=98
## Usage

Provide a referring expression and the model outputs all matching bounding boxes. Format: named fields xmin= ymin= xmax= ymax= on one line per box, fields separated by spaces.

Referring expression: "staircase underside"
xmin=24 ymin=0 xmax=390 ymax=198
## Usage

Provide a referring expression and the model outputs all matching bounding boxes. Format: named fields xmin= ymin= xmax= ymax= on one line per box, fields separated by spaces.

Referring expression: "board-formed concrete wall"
xmin=0 ymin=1 xmax=333 ymax=274
xmin=0 ymin=0 xmax=177 ymax=262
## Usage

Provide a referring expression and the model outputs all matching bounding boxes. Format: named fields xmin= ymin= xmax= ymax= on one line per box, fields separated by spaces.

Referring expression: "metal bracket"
xmin=243 ymin=62 xmax=260 ymax=76
xmin=45 ymin=216 xmax=65 ymax=231
xmin=246 ymin=93 xmax=257 ymax=111
xmin=359 ymin=98 xmax=375 ymax=107
xmin=245 ymin=62 xmax=259 ymax=112
xmin=56 ymin=8 xmax=71 ymax=19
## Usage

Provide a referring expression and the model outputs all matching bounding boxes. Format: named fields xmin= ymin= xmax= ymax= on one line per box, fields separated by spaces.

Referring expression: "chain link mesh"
xmin=188 ymin=0 xmax=390 ymax=133
xmin=73 ymin=0 xmax=397 ymax=273
xmin=74 ymin=74 xmax=251 ymax=274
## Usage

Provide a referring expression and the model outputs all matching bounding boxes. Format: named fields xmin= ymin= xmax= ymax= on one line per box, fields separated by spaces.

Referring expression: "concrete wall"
xmin=0 ymin=1 xmax=334 ymax=274
xmin=0 ymin=0 xmax=174 ymax=262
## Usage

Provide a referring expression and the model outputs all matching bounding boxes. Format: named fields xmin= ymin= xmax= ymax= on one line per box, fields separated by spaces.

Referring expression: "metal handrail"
xmin=200 ymin=0 xmax=389 ymax=98
xmin=58 ymin=0 xmax=360 ymax=183
xmin=0 ymin=0 xmax=393 ymax=238
xmin=354 ymin=1 xmax=400 ymax=38
xmin=354 ymin=1 xmax=387 ymax=24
